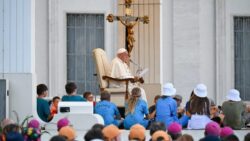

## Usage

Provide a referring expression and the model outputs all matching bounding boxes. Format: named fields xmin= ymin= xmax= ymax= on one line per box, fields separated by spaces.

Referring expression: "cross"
xmin=106 ymin=0 xmax=149 ymax=56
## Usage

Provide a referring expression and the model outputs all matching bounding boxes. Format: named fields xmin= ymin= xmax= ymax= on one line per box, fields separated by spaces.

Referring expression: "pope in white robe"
xmin=110 ymin=48 xmax=147 ymax=102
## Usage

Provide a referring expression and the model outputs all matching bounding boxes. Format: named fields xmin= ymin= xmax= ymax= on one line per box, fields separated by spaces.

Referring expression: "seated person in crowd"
xmin=149 ymin=121 xmax=166 ymax=137
xmin=124 ymin=87 xmax=149 ymax=129
xmin=37 ymin=84 xmax=52 ymax=122
xmin=83 ymin=91 xmax=96 ymax=106
xmin=210 ymin=103 xmax=224 ymax=127
xmin=173 ymin=94 xmax=185 ymax=119
xmin=62 ymin=82 xmax=86 ymax=102
xmin=222 ymin=89 xmax=246 ymax=129
xmin=94 ymin=91 xmax=122 ymax=126
xmin=156 ymin=83 xmax=189 ymax=128
xmin=244 ymin=105 xmax=250 ymax=126
xmin=167 ymin=122 xmax=182 ymax=141
xmin=185 ymin=91 xmax=194 ymax=112
xmin=148 ymin=95 xmax=161 ymax=120
xmin=110 ymin=48 xmax=147 ymax=102
xmin=187 ymin=84 xmax=211 ymax=129
xmin=102 ymin=125 xmax=121 ymax=141
xmin=50 ymin=96 xmax=61 ymax=117
xmin=128 ymin=124 xmax=146 ymax=141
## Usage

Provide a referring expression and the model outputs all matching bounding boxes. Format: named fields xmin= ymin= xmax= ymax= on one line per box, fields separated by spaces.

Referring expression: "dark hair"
xmin=188 ymin=94 xmax=210 ymax=115
xmin=224 ymin=134 xmax=239 ymax=141
xmin=2 ymin=124 xmax=20 ymax=135
xmin=156 ymin=136 xmax=165 ymax=141
xmin=65 ymin=82 xmax=77 ymax=94
xmin=149 ymin=122 xmax=166 ymax=136
xmin=37 ymin=84 xmax=48 ymax=96
xmin=91 ymin=123 xmax=105 ymax=130
xmin=211 ymin=116 xmax=223 ymax=127
xmin=168 ymin=132 xmax=182 ymax=140
xmin=100 ymin=91 xmax=110 ymax=101
xmin=83 ymin=91 xmax=92 ymax=99
xmin=52 ymin=96 xmax=60 ymax=102
xmin=154 ymin=95 xmax=161 ymax=101
xmin=50 ymin=135 xmax=67 ymax=141
xmin=84 ymin=128 xmax=104 ymax=141
xmin=178 ymin=134 xmax=194 ymax=141
xmin=244 ymin=133 xmax=250 ymax=141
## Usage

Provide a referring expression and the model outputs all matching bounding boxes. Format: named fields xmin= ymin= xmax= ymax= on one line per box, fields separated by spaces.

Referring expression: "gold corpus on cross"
xmin=106 ymin=0 xmax=149 ymax=57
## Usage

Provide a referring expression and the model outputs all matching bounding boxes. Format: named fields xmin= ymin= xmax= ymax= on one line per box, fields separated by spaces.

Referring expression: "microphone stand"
xmin=130 ymin=59 xmax=143 ymax=76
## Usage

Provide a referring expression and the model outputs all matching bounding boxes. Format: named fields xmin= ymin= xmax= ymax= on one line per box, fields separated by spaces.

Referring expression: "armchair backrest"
xmin=92 ymin=48 xmax=111 ymax=89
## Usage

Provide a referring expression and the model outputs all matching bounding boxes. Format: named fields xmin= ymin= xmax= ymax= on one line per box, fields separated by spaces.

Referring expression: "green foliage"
xmin=20 ymin=115 xmax=33 ymax=129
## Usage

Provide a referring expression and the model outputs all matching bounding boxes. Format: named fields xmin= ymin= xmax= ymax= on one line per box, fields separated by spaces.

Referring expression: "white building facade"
xmin=1 ymin=0 xmax=250 ymax=121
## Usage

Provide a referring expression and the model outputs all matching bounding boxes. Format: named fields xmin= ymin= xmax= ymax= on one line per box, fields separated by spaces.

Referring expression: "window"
xmin=234 ymin=17 xmax=250 ymax=100
xmin=67 ymin=14 xmax=104 ymax=95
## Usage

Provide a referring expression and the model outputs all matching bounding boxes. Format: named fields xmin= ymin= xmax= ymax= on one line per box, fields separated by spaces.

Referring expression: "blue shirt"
xmin=124 ymin=99 xmax=149 ymax=129
xmin=94 ymin=100 xmax=121 ymax=126
xmin=62 ymin=95 xmax=86 ymax=102
xmin=37 ymin=98 xmax=50 ymax=122
xmin=156 ymin=96 xmax=189 ymax=127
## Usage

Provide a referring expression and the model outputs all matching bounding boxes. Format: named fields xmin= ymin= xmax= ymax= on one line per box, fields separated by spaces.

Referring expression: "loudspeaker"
xmin=0 ymin=79 xmax=9 ymax=120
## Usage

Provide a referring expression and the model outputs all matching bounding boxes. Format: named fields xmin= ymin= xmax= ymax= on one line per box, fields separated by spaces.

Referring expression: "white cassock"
xmin=110 ymin=57 xmax=147 ymax=103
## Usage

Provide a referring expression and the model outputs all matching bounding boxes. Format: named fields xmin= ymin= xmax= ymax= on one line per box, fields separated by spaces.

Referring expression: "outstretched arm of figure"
xmin=117 ymin=16 xmax=127 ymax=26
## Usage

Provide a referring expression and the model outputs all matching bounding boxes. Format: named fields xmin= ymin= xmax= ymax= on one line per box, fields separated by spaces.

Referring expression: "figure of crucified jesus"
xmin=117 ymin=17 xmax=139 ymax=56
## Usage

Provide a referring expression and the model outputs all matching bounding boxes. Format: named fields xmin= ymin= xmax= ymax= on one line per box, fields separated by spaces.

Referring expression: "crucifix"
xmin=106 ymin=0 xmax=149 ymax=57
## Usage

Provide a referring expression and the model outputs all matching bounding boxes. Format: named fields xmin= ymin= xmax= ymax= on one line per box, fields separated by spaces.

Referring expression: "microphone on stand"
xmin=129 ymin=59 xmax=140 ymax=67
xmin=130 ymin=59 xmax=143 ymax=76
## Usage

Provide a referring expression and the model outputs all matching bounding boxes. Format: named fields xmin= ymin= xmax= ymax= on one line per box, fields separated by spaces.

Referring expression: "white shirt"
xmin=187 ymin=114 xmax=211 ymax=129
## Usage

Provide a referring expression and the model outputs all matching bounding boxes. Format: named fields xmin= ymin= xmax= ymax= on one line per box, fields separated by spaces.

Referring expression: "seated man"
xmin=110 ymin=48 xmax=147 ymax=102
xmin=36 ymin=84 xmax=52 ymax=122
xmin=94 ymin=91 xmax=122 ymax=126
xmin=62 ymin=82 xmax=86 ymax=102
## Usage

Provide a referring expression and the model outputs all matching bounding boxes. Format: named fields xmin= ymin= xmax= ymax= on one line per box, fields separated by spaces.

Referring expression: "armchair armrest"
xmin=102 ymin=75 xmax=144 ymax=100
xmin=102 ymin=76 xmax=144 ymax=84
xmin=102 ymin=76 xmax=134 ymax=82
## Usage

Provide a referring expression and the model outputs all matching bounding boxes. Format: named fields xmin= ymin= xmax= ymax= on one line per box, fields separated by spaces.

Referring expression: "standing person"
xmin=124 ymin=87 xmax=149 ymax=129
xmin=187 ymin=84 xmax=211 ymax=129
xmin=110 ymin=48 xmax=147 ymax=102
xmin=62 ymin=82 xmax=86 ymax=102
xmin=50 ymin=96 xmax=60 ymax=117
xmin=222 ymin=89 xmax=246 ymax=129
xmin=36 ymin=84 xmax=52 ymax=122
xmin=94 ymin=91 xmax=122 ymax=126
xmin=156 ymin=83 xmax=189 ymax=128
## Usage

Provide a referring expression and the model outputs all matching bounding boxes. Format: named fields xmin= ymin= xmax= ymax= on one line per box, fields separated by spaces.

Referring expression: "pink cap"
xmin=205 ymin=122 xmax=221 ymax=136
xmin=57 ymin=118 xmax=70 ymax=131
xmin=28 ymin=119 xmax=40 ymax=128
xmin=220 ymin=127 xmax=234 ymax=138
xmin=167 ymin=122 xmax=182 ymax=134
